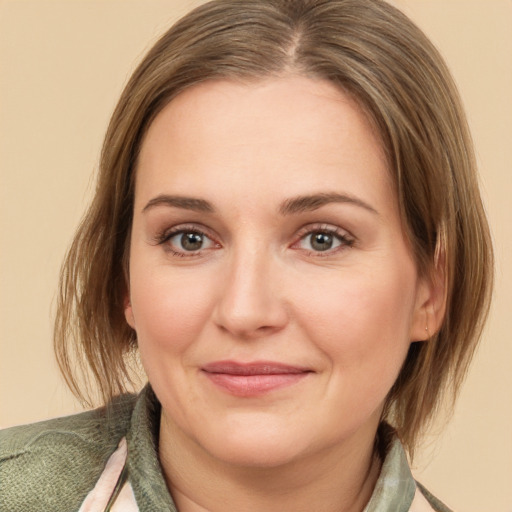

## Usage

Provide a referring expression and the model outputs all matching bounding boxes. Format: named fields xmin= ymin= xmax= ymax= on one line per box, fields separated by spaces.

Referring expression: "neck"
xmin=158 ymin=415 xmax=382 ymax=512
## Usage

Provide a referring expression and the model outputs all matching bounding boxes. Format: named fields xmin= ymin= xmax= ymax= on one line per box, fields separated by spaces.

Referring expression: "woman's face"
xmin=126 ymin=76 xmax=432 ymax=467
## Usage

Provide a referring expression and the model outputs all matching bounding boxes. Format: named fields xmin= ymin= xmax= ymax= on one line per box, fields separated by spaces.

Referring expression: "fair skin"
xmin=125 ymin=76 xmax=438 ymax=512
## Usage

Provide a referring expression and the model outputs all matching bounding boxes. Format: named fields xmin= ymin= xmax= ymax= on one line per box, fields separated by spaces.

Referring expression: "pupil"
xmin=311 ymin=232 xmax=333 ymax=251
xmin=181 ymin=232 xmax=203 ymax=251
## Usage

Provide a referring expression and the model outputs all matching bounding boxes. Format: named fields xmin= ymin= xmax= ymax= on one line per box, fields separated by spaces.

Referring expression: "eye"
xmin=169 ymin=231 xmax=212 ymax=252
xmin=156 ymin=226 xmax=218 ymax=256
xmin=169 ymin=231 xmax=207 ymax=251
xmin=295 ymin=227 xmax=354 ymax=254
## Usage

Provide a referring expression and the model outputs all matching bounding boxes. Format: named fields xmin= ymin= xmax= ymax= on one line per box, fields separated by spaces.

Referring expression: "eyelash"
xmin=153 ymin=224 xmax=218 ymax=258
xmin=293 ymin=224 xmax=355 ymax=256
xmin=153 ymin=223 xmax=355 ymax=258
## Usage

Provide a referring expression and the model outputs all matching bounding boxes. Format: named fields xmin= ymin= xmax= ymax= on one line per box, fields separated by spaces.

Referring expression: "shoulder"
xmin=0 ymin=394 xmax=136 ymax=512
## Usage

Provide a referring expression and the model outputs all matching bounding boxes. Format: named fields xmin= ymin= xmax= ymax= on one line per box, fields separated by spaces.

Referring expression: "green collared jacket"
xmin=0 ymin=386 xmax=452 ymax=511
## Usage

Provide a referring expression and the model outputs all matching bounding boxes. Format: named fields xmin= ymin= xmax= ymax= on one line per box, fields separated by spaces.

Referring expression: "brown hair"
xmin=54 ymin=0 xmax=493 ymax=456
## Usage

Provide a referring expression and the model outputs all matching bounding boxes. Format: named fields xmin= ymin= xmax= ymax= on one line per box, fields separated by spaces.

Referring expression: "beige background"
xmin=0 ymin=1 xmax=511 ymax=510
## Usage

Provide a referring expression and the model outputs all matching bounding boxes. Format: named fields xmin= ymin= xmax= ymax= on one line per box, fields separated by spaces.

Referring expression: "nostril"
xmin=215 ymin=319 xmax=285 ymax=340
xmin=211 ymin=259 xmax=289 ymax=338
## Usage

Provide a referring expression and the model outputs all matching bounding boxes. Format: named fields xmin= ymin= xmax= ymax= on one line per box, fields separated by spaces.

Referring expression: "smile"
xmin=201 ymin=361 xmax=313 ymax=397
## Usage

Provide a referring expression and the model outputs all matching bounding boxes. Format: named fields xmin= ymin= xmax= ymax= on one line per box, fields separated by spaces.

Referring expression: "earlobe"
xmin=410 ymin=280 xmax=445 ymax=341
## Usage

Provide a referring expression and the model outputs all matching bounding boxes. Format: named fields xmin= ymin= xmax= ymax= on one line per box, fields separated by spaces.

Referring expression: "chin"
xmin=193 ymin=416 xmax=320 ymax=469
xmin=208 ymin=436 xmax=306 ymax=469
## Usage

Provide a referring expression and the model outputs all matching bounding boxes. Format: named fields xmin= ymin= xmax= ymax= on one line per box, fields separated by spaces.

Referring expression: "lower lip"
xmin=203 ymin=372 xmax=309 ymax=397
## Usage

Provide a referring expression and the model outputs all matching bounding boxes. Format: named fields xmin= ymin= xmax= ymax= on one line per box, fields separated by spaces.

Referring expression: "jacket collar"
xmin=125 ymin=385 xmax=418 ymax=512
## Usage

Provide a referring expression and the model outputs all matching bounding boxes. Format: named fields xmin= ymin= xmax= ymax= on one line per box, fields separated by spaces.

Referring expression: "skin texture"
xmin=125 ymin=76 xmax=438 ymax=511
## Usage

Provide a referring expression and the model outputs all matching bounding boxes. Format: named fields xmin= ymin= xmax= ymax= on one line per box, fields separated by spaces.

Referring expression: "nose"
xmin=212 ymin=246 xmax=289 ymax=340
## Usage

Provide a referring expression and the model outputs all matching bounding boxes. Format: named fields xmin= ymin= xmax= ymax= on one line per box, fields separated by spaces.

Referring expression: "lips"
xmin=201 ymin=361 xmax=312 ymax=397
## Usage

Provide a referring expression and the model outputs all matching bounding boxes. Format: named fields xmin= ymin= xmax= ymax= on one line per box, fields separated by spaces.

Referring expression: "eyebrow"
xmin=142 ymin=192 xmax=378 ymax=216
xmin=142 ymin=195 xmax=215 ymax=213
xmin=279 ymin=192 xmax=379 ymax=216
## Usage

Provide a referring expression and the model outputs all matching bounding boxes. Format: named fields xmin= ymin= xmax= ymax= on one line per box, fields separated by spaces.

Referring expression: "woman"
xmin=0 ymin=0 xmax=493 ymax=511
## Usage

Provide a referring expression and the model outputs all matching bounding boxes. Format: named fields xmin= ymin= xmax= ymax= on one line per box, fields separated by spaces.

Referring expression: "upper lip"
xmin=201 ymin=361 xmax=312 ymax=375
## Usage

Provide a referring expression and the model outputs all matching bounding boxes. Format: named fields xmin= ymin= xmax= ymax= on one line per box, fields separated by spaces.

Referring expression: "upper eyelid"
xmin=294 ymin=223 xmax=354 ymax=240
xmin=157 ymin=223 xmax=216 ymax=241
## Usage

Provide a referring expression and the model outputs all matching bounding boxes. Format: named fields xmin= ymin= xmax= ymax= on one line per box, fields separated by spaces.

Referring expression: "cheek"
xmin=295 ymin=260 xmax=417 ymax=377
xmin=129 ymin=264 xmax=216 ymax=360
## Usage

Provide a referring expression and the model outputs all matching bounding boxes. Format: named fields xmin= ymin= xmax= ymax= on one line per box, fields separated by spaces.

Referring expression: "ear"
xmin=410 ymin=253 xmax=447 ymax=342
xmin=124 ymin=293 xmax=136 ymax=329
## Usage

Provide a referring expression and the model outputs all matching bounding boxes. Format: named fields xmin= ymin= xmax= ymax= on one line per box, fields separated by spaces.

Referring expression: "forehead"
xmin=135 ymin=76 xmax=393 ymax=216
